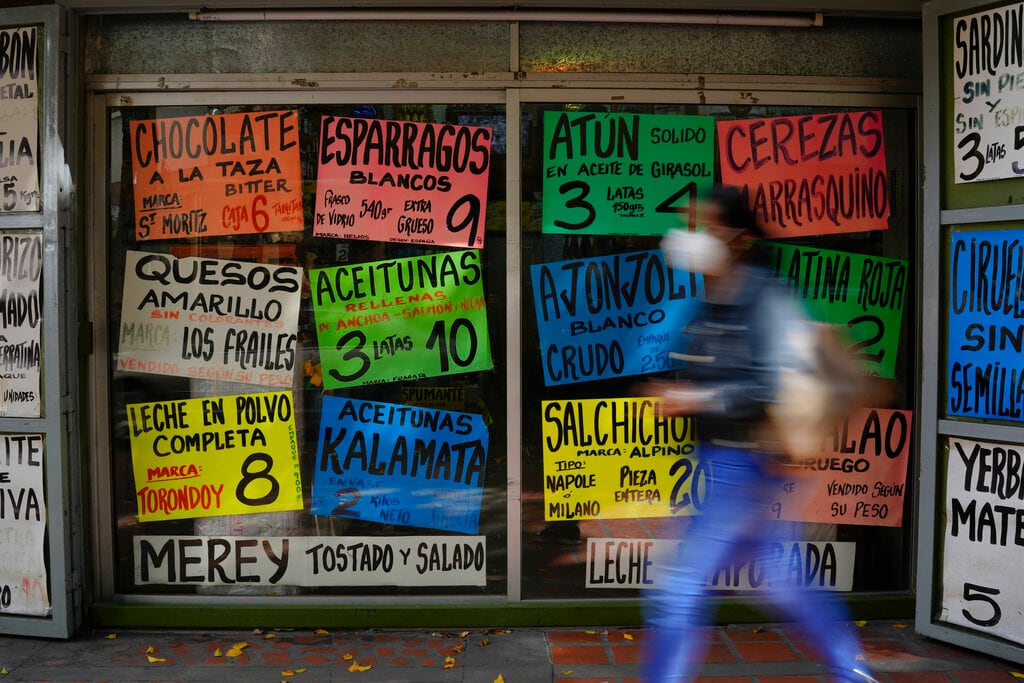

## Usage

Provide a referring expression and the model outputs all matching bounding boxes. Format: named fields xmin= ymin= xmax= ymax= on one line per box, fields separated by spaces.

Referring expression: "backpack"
xmin=757 ymin=310 xmax=883 ymax=466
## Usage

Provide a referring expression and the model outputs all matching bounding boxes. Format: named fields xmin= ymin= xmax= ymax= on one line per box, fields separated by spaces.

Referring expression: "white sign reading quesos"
xmin=953 ymin=4 xmax=1024 ymax=182
xmin=118 ymin=251 xmax=301 ymax=387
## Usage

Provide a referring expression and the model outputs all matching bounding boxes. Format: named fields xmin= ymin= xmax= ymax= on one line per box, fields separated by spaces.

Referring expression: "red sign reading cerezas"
xmin=717 ymin=111 xmax=890 ymax=238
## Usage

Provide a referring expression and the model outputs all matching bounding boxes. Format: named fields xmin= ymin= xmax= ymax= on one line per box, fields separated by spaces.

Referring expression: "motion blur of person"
xmin=637 ymin=185 xmax=879 ymax=683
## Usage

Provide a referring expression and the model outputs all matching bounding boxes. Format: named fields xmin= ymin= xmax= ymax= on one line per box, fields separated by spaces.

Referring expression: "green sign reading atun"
xmin=542 ymin=111 xmax=715 ymax=236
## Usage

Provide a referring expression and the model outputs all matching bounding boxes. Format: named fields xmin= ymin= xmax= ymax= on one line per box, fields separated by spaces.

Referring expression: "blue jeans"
xmin=642 ymin=443 xmax=869 ymax=682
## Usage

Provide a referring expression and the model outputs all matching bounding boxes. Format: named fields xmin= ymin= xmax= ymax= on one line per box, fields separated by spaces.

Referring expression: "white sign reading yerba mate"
xmin=952 ymin=4 xmax=1024 ymax=182
xmin=940 ymin=437 xmax=1024 ymax=646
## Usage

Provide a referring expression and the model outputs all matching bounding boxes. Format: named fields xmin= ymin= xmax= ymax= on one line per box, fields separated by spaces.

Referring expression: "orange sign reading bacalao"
xmin=130 ymin=110 xmax=304 ymax=241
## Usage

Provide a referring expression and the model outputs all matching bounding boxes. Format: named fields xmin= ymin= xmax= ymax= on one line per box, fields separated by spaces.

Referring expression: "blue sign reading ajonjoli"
xmin=530 ymin=249 xmax=703 ymax=386
xmin=311 ymin=396 xmax=489 ymax=534
xmin=948 ymin=229 xmax=1024 ymax=421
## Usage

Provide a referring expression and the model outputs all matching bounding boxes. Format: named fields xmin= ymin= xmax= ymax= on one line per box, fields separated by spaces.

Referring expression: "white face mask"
xmin=660 ymin=229 xmax=730 ymax=275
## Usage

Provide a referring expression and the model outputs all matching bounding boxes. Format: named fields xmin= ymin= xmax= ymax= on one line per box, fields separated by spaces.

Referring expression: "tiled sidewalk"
xmin=549 ymin=621 xmax=1021 ymax=683
xmin=0 ymin=620 xmax=1018 ymax=682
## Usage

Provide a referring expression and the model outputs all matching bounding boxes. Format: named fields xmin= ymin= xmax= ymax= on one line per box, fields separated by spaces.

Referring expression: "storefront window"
xmin=105 ymin=103 xmax=509 ymax=597
xmin=519 ymin=102 xmax=917 ymax=599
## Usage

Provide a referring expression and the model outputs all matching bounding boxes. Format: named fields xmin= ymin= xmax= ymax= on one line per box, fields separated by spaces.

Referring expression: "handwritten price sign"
xmin=310 ymin=250 xmax=493 ymax=388
xmin=541 ymin=398 xmax=700 ymax=520
xmin=128 ymin=392 xmax=302 ymax=521
xmin=311 ymin=396 xmax=489 ymax=534
xmin=314 ymin=116 xmax=492 ymax=248
xmin=542 ymin=111 xmax=715 ymax=236
xmin=754 ymin=241 xmax=907 ymax=378
xmin=718 ymin=111 xmax=889 ymax=236
xmin=130 ymin=110 xmax=304 ymax=240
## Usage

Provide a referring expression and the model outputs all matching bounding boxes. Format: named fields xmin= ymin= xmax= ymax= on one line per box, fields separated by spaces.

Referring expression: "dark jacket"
xmin=675 ymin=264 xmax=802 ymax=444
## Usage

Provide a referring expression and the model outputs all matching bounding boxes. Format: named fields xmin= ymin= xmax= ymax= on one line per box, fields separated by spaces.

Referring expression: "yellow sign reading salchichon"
xmin=541 ymin=397 xmax=699 ymax=520
xmin=128 ymin=391 xmax=302 ymax=521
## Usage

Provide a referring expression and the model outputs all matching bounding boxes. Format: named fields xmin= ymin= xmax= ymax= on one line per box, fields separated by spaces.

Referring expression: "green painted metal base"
xmin=89 ymin=594 xmax=913 ymax=630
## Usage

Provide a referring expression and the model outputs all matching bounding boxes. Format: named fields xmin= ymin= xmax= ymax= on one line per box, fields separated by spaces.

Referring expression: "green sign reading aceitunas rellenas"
xmin=542 ymin=111 xmax=715 ymax=236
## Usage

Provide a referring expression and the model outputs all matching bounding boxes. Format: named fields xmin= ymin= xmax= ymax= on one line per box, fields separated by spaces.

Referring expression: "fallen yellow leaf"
xmin=314 ymin=628 xmax=329 ymax=636
xmin=458 ymin=630 xmax=470 ymax=638
xmin=1 ymin=667 xmax=7 ymax=675
xmin=281 ymin=669 xmax=296 ymax=677
xmin=348 ymin=661 xmax=372 ymax=672
xmin=213 ymin=648 xmax=222 ymax=657
xmin=854 ymin=620 xmax=868 ymax=627
xmin=452 ymin=643 xmax=466 ymax=653
xmin=265 ymin=633 xmax=277 ymax=639
xmin=146 ymin=655 xmax=167 ymax=663
xmin=146 ymin=646 xmax=155 ymax=654
xmin=233 ymin=641 xmax=250 ymax=649
xmin=104 ymin=634 xmax=117 ymax=639
xmin=225 ymin=648 xmax=245 ymax=658
xmin=562 ymin=670 xmax=574 ymax=675
xmin=584 ymin=629 xmax=597 ymax=634
xmin=477 ymin=638 xmax=489 ymax=647
xmin=342 ymin=652 xmax=354 ymax=661
xmin=293 ymin=669 xmax=306 ymax=674
xmin=1009 ymin=672 xmax=1024 ymax=679
xmin=494 ymin=676 xmax=504 ymax=683
xmin=624 ymin=633 xmax=635 ymax=641
xmin=443 ymin=656 xmax=456 ymax=669
xmin=892 ymin=622 xmax=907 ymax=629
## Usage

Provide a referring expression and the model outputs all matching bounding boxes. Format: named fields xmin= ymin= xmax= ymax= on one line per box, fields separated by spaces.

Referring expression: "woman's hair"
xmin=709 ymin=184 xmax=766 ymax=239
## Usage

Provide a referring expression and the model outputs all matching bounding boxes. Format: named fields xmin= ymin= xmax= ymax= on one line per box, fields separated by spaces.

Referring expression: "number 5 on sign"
xmin=128 ymin=392 xmax=303 ymax=521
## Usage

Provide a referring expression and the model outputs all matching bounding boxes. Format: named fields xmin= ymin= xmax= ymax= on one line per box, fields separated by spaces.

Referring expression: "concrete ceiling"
xmin=11 ymin=0 xmax=927 ymax=18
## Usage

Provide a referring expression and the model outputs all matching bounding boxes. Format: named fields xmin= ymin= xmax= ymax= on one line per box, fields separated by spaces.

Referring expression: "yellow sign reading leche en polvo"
xmin=128 ymin=391 xmax=302 ymax=521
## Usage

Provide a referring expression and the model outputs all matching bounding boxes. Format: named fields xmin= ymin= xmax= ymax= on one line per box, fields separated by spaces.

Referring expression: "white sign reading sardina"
xmin=134 ymin=535 xmax=486 ymax=587
xmin=953 ymin=4 xmax=1024 ymax=182
xmin=941 ymin=437 xmax=1024 ymax=647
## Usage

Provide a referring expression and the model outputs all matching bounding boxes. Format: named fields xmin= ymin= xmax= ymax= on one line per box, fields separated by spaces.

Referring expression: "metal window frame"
xmin=85 ymin=73 xmax=919 ymax=609
xmin=0 ymin=4 xmax=82 ymax=638
xmin=916 ymin=0 xmax=1024 ymax=665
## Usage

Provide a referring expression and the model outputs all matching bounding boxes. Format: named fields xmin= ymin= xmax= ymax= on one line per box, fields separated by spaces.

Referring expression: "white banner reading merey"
xmin=941 ymin=437 xmax=1024 ymax=647
xmin=0 ymin=233 xmax=42 ymax=417
xmin=0 ymin=26 xmax=40 ymax=213
xmin=0 ymin=434 xmax=49 ymax=616
xmin=118 ymin=251 xmax=301 ymax=387
xmin=585 ymin=538 xmax=855 ymax=591
xmin=134 ymin=535 xmax=486 ymax=587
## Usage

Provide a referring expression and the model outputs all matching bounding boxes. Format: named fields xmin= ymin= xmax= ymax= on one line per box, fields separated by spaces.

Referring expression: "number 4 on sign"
xmin=656 ymin=181 xmax=698 ymax=230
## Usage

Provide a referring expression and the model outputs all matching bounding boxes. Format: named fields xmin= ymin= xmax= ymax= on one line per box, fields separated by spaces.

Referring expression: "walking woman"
xmin=639 ymin=185 xmax=879 ymax=683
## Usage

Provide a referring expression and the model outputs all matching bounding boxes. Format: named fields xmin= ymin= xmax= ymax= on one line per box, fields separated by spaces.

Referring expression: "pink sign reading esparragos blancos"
xmin=314 ymin=116 xmax=492 ymax=249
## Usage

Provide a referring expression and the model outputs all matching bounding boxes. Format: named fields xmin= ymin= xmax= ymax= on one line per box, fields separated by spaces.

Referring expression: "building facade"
xmin=11 ymin=0 xmax=1002 ymax=656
